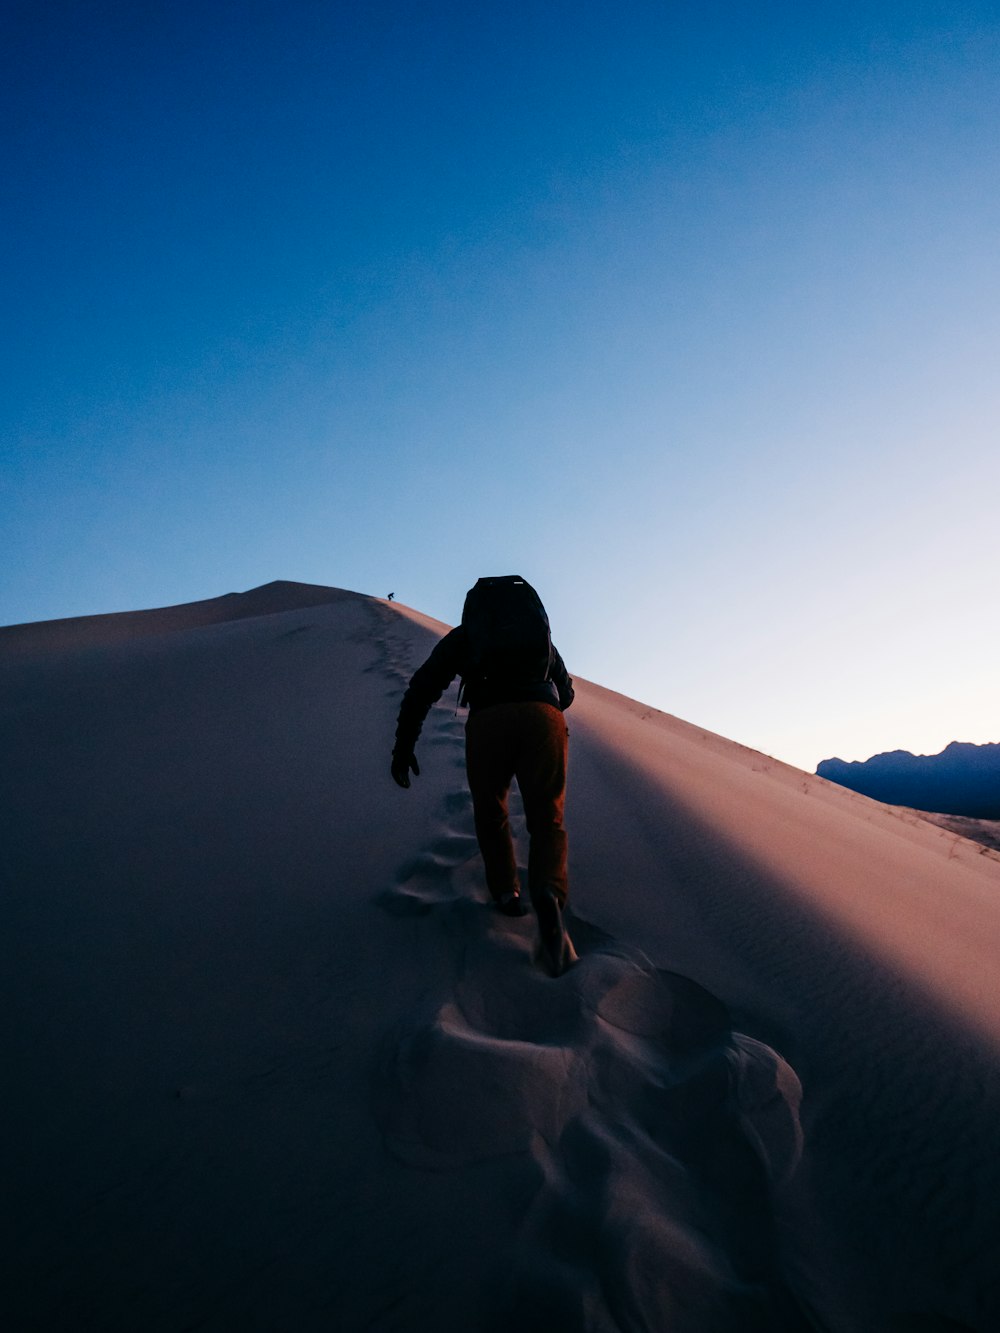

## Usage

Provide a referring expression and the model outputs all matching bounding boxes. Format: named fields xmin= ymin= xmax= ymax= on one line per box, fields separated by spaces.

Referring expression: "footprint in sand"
xmin=377 ymin=823 xmax=485 ymax=915
xmin=374 ymin=908 xmax=810 ymax=1330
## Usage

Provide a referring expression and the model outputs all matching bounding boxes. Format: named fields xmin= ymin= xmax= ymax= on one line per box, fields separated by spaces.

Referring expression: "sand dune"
xmin=913 ymin=810 xmax=1000 ymax=854
xmin=0 ymin=579 xmax=351 ymax=654
xmin=2 ymin=583 xmax=997 ymax=1331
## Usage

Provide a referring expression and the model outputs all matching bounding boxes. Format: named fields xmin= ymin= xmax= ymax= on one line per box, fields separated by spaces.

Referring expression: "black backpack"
xmin=459 ymin=576 xmax=553 ymax=704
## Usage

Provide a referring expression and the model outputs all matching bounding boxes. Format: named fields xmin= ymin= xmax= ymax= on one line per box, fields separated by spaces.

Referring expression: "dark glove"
xmin=391 ymin=748 xmax=420 ymax=788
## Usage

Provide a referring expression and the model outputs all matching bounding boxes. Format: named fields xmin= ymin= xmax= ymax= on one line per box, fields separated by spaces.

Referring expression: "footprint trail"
xmin=372 ymin=602 xmax=812 ymax=1331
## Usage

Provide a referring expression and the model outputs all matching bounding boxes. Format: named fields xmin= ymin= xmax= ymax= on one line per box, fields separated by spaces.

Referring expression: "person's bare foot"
xmin=534 ymin=888 xmax=578 ymax=976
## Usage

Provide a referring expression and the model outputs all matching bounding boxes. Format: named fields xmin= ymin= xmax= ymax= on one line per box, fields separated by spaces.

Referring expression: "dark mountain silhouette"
xmin=817 ymin=741 xmax=1000 ymax=818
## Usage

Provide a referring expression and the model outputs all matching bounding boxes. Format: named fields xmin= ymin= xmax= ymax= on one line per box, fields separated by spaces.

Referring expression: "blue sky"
xmin=3 ymin=0 xmax=998 ymax=769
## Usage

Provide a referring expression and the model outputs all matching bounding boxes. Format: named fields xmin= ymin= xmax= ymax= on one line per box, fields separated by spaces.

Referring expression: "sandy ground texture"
xmin=911 ymin=810 xmax=1000 ymax=855
xmin=2 ymin=581 xmax=998 ymax=1332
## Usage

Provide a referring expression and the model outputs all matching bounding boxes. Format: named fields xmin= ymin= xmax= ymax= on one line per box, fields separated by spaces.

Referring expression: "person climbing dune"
xmin=391 ymin=575 xmax=577 ymax=977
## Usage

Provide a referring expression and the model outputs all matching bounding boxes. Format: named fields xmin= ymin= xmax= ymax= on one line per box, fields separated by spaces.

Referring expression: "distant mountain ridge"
xmin=817 ymin=741 xmax=1000 ymax=818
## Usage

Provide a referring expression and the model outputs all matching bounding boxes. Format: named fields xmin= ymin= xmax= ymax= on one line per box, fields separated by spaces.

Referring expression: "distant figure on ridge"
xmin=391 ymin=575 xmax=577 ymax=976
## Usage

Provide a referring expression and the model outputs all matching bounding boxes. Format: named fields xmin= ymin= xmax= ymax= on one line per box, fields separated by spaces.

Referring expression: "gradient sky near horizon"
xmin=3 ymin=0 xmax=999 ymax=771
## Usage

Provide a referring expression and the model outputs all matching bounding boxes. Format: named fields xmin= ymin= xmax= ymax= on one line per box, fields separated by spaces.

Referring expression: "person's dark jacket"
xmin=394 ymin=626 xmax=574 ymax=757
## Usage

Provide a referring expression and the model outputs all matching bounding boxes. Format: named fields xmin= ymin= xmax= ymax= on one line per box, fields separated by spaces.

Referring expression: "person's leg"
xmin=514 ymin=703 xmax=574 ymax=974
xmin=514 ymin=704 xmax=569 ymax=909
xmin=465 ymin=707 xmax=519 ymax=903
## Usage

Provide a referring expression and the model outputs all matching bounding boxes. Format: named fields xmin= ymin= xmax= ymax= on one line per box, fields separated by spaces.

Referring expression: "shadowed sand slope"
xmin=2 ymin=585 xmax=998 ymax=1331
xmin=0 ymin=579 xmax=354 ymax=654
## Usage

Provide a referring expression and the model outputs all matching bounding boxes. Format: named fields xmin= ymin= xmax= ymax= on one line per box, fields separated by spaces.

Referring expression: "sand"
xmin=2 ymin=582 xmax=997 ymax=1331
xmin=912 ymin=810 xmax=1000 ymax=854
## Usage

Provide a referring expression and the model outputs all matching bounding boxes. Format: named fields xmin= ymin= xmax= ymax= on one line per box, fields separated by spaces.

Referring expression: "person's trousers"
xmin=465 ymin=701 xmax=569 ymax=908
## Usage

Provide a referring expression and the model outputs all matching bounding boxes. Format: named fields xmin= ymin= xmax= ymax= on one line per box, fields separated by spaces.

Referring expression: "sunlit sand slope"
xmin=914 ymin=809 xmax=1000 ymax=853
xmin=2 ymin=585 xmax=997 ymax=1331
xmin=565 ymin=682 xmax=1000 ymax=1332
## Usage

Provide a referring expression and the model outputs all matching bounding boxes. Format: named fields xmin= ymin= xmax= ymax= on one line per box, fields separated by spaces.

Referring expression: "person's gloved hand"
xmin=391 ymin=748 xmax=420 ymax=788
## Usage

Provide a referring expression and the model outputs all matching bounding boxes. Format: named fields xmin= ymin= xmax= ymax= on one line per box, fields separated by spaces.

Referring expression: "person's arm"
xmin=550 ymin=645 xmax=575 ymax=711
xmin=391 ymin=628 xmax=464 ymax=786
